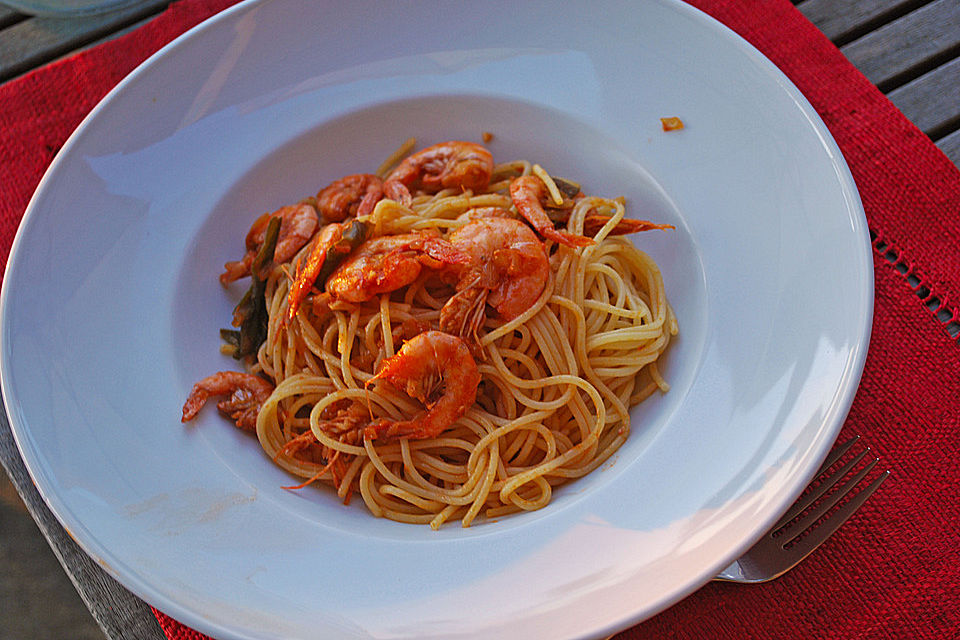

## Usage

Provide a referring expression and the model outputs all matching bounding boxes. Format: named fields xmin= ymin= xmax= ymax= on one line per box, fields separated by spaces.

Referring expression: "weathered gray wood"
xmin=796 ymin=0 xmax=922 ymax=43
xmin=0 ymin=5 xmax=24 ymax=21
xmin=840 ymin=0 xmax=960 ymax=89
xmin=888 ymin=56 xmax=960 ymax=138
xmin=937 ymin=128 xmax=960 ymax=170
xmin=0 ymin=406 xmax=166 ymax=640
xmin=0 ymin=0 xmax=170 ymax=82
xmin=0 ymin=6 xmax=25 ymax=28
xmin=0 ymin=479 xmax=103 ymax=638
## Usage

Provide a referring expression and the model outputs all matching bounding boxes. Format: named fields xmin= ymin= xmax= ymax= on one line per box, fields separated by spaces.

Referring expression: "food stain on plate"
xmin=123 ymin=489 xmax=257 ymax=536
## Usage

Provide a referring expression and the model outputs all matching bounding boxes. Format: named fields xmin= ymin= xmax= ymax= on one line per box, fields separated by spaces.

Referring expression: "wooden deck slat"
xmin=0 ymin=6 xmax=26 ymax=29
xmin=796 ymin=0 xmax=925 ymax=44
xmin=0 ymin=0 xmax=169 ymax=82
xmin=840 ymin=0 xmax=960 ymax=89
xmin=937 ymin=129 xmax=960 ymax=169
xmin=0 ymin=411 xmax=167 ymax=640
xmin=888 ymin=56 xmax=960 ymax=138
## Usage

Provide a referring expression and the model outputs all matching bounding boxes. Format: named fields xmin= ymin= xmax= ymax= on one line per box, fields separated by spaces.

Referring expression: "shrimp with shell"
xmin=181 ymin=371 xmax=274 ymax=431
xmin=383 ymin=141 xmax=494 ymax=206
xmin=325 ymin=230 xmax=472 ymax=303
xmin=285 ymin=219 xmax=368 ymax=323
xmin=358 ymin=331 xmax=481 ymax=441
xmin=509 ymin=175 xmax=597 ymax=248
xmin=316 ymin=173 xmax=384 ymax=222
xmin=220 ymin=202 xmax=319 ymax=285
xmin=439 ymin=216 xmax=550 ymax=346
xmin=512 ymin=174 xmax=674 ymax=242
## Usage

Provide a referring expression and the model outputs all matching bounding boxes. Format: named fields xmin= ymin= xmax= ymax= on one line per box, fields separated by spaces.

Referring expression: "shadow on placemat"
xmin=0 ymin=473 xmax=103 ymax=640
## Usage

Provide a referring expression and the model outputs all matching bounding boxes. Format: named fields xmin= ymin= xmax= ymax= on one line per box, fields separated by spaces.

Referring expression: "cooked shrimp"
xmin=439 ymin=217 xmax=550 ymax=344
xmin=383 ymin=141 xmax=494 ymax=205
xmin=220 ymin=203 xmax=319 ymax=284
xmin=181 ymin=371 xmax=274 ymax=431
xmin=286 ymin=220 xmax=367 ymax=323
xmin=583 ymin=215 xmax=674 ymax=236
xmin=509 ymin=175 xmax=593 ymax=248
xmin=316 ymin=174 xmax=384 ymax=222
xmin=547 ymin=206 xmax=675 ymax=237
xmin=363 ymin=331 xmax=480 ymax=440
xmin=325 ymin=231 xmax=471 ymax=303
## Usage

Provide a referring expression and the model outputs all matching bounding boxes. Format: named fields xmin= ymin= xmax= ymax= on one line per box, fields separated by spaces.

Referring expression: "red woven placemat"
xmin=2 ymin=1 xmax=958 ymax=638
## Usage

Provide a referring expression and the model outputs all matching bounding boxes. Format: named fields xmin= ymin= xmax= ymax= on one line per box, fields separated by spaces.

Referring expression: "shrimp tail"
xmin=220 ymin=252 xmax=255 ymax=285
xmin=581 ymin=214 xmax=675 ymax=237
xmin=317 ymin=174 xmax=384 ymax=222
xmin=181 ymin=389 xmax=211 ymax=423
xmin=356 ymin=189 xmax=383 ymax=217
xmin=542 ymin=227 xmax=595 ymax=247
xmin=383 ymin=180 xmax=413 ymax=207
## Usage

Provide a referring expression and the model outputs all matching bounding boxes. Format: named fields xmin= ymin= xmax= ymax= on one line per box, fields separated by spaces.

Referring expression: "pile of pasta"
xmin=188 ymin=140 xmax=677 ymax=529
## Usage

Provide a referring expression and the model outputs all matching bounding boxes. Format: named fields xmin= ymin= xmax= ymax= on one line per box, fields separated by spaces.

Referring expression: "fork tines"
xmin=772 ymin=436 xmax=889 ymax=558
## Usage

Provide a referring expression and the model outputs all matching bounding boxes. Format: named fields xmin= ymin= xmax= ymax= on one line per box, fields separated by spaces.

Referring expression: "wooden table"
xmin=1 ymin=1 xmax=957 ymax=638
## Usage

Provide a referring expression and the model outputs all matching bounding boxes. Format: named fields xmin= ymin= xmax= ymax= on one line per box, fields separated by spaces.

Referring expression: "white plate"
xmin=0 ymin=1 xmax=872 ymax=638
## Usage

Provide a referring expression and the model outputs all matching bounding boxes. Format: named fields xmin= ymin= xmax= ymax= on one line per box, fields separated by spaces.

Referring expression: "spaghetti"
xmin=183 ymin=140 xmax=677 ymax=529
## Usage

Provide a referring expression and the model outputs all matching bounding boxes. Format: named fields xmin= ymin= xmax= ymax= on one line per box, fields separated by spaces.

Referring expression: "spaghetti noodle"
xmin=183 ymin=140 xmax=677 ymax=529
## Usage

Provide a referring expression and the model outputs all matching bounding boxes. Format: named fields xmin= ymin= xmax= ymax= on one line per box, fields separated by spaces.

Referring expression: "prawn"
xmin=509 ymin=175 xmax=594 ymax=248
xmin=547 ymin=205 xmax=675 ymax=237
xmin=316 ymin=174 xmax=384 ymax=222
xmin=362 ymin=331 xmax=480 ymax=440
xmin=383 ymin=141 xmax=494 ymax=205
xmin=181 ymin=371 xmax=274 ymax=431
xmin=325 ymin=231 xmax=471 ymax=304
xmin=439 ymin=217 xmax=549 ymax=345
xmin=221 ymin=203 xmax=319 ymax=284
xmin=286 ymin=220 xmax=368 ymax=323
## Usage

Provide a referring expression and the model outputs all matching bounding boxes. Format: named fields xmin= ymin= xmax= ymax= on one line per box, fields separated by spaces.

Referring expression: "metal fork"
xmin=714 ymin=436 xmax=890 ymax=584
xmin=714 ymin=436 xmax=889 ymax=583
xmin=602 ymin=438 xmax=888 ymax=639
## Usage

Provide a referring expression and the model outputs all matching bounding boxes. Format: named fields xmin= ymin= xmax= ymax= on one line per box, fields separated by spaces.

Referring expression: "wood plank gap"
xmin=51 ymin=11 xmax=163 ymax=63
xmin=0 ymin=0 xmax=170 ymax=83
xmin=0 ymin=7 xmax=29 ymax=29
xmin=927 ymin=114 xmax=960 ymax=145
xmin=936 ymin=129 xmax=960 ymax=169
xmin=877 ymin=45 xmax=960 ymax=94
xmin=839 ymin=0 xmax=960 ymax=89
xmin=797 ymin=0 xmax=933 ymax=48
xmin=887 ymin=55 xmax=960 ymax=139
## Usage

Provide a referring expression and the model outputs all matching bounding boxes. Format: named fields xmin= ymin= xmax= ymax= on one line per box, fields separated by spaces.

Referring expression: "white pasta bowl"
xmin=0 ymin=1 xmax=872 ymax=638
